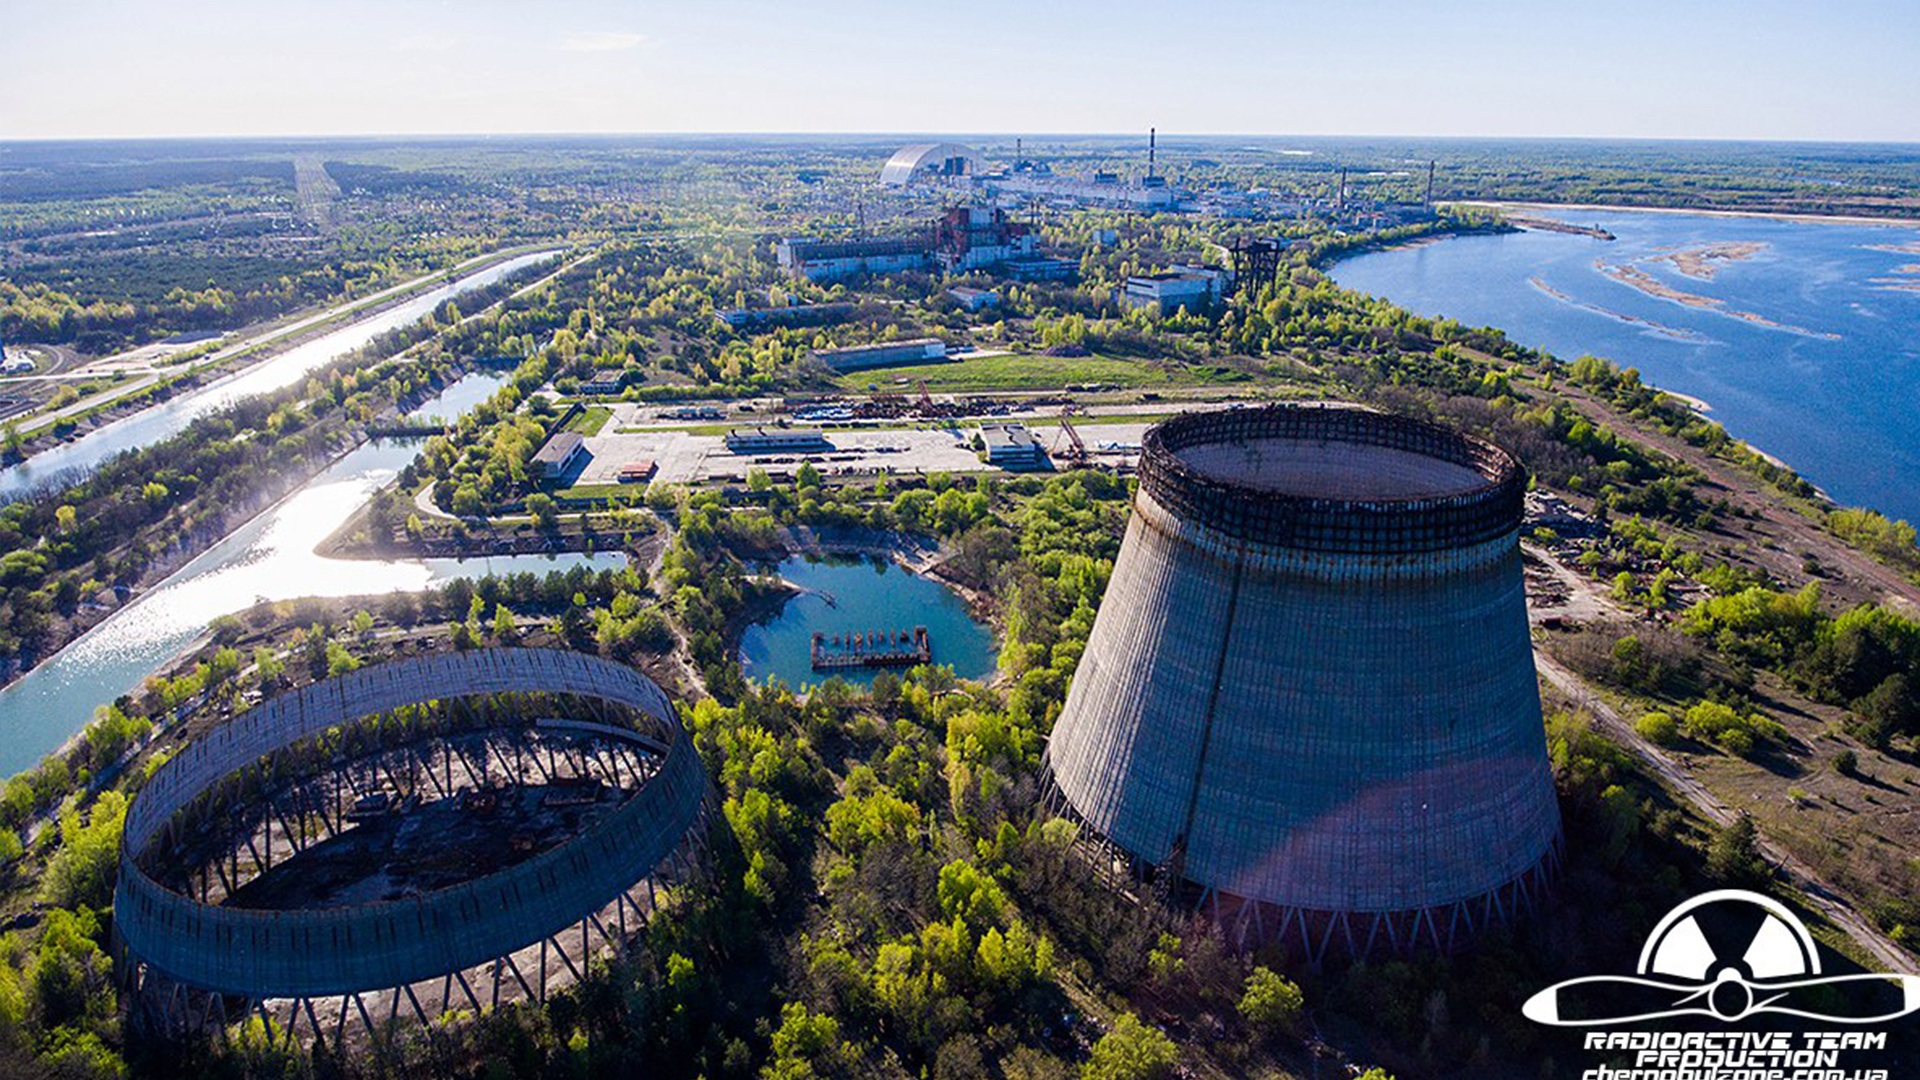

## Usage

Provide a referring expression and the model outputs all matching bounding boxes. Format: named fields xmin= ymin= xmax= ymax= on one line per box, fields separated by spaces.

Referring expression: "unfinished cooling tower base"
xmin=1043 ymin=406 xmax=1565 ymax=964
xmin=1041 ymin=773 xmax=1562 ymax=965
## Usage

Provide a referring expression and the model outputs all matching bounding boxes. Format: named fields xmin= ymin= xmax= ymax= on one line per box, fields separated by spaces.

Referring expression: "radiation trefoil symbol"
xmin=1523 ymin=890 xmax=1920 ymax=1026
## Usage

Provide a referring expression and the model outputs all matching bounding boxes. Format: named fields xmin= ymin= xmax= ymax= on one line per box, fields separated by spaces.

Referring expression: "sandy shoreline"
xmin=1455 ymin=200 xmax=1920 ymax=230
xmin=1656 ymin=388 xmax=1713 ymax=414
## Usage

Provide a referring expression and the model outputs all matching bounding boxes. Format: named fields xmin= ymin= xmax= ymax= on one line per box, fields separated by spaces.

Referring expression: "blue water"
xmin=0 ymin=374 xmax=620 ymax=777
xmin=0 ymin=250 xmax=558 ymax=499
xmin=408 ymin=371 xmax=509 ymax=425
xmin=740 ymin=556 xmax=997 ymax=690
xmin=1331 ymin=211 xmax=1920 ymax=525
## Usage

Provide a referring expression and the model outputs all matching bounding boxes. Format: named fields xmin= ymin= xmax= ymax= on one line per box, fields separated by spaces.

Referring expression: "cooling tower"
xmin=1044 ymin=405 xmax=1560 ymax=960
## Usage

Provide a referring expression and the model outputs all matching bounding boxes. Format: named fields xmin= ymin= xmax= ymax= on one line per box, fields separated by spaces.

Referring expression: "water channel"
xmin=0 ymin=372 xmax=620 ymax=777
xmin=0 ymin=249 xmax=560 ymax=500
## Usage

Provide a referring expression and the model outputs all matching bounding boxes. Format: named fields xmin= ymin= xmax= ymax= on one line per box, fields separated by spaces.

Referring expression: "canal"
xmin=0 ymin=372 xmax=619 ymax=777
xmin=0 ymin=249 xmax=560 ymax=500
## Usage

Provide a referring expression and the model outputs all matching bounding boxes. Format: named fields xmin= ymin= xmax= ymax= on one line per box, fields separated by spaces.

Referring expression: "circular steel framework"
xmin=114 ymin=648 xmax=708 ymax=1049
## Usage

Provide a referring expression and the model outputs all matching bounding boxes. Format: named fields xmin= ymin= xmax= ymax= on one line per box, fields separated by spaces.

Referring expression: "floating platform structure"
xmin=811 ymin=626 xmax=931 ymax=670
xmin=1043 ymin=405 xmax=1560 ymax=962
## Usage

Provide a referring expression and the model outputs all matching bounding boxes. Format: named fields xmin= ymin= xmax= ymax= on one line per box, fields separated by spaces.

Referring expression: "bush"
xmin=1237 ymin=966 xmax=1304 ymax=1039
xmin=1635 ymin=710 xmax=1680 ymax=746
xmin=1083 ymin=1014 xmax=1178 ymax=1080
xmin=1832 ymin=749 xmax=1858 ymax=777
xmin=1681 ymin=700 xmax=1779 ymax=755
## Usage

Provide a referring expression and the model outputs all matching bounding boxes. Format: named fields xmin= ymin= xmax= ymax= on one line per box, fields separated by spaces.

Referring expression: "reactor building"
xmin=1043 ymin=405 xmax=1560 ymax=962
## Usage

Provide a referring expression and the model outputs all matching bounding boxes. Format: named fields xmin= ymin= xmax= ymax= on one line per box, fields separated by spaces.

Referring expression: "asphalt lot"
xmin=575 ymin=415 xmax=1160 ymax=486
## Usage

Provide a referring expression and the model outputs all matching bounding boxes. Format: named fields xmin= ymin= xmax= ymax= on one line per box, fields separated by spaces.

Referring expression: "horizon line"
xmin=4 ymin=130 xmax=1919 ymax=148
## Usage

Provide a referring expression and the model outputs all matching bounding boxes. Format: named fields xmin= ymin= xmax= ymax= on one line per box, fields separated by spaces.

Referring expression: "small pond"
xmin=739 ymin=555 xmax=997 ymax=690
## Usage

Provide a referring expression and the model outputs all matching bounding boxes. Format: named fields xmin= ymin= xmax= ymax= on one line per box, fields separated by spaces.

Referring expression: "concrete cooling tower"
xmin=1043 ymin=405 xmax=1560 ymax=961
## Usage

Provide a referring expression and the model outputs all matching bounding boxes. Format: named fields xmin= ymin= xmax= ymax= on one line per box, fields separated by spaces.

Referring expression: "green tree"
xmin=527 ymin=492 xmax=559 ymax=530
xmin=762 ymin=1003 xmax=842 ymax=1080
xmin=1707 ymin=815 xmax=1767 ymax=888
xmin=1083 ymin=1014 xmax=1178 ymax=1080
xmin=42 ymin=792 xmax=128 ymax=910
xmin=1237 ymin=967 xmax=1304 ymax=1039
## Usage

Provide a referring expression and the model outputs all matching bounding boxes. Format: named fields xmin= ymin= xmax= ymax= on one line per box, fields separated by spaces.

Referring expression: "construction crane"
xmin=1058 ymin=410 xmax=1087 ymax=465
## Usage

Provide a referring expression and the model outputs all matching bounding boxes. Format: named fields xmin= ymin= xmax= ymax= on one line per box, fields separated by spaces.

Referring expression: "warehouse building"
xmin=718 ymin=301 xmax=856 ymax=331
xmin=724 ymin=428 xmax=833 ymax=454
xmin=1120 ymin=264 xmax=1231 ymax=312
xmin=532 ymin=430 xmax=588 ymax=480
xmin=980 ymin=423 xmax=1047 ymax=469
xmin=775 ymin=236 xmax=933 ymax=281
xmin=947 ymin=286 xmax=1001 ymax=311
xmin=811 ymin=338 xmax=948 ymax=372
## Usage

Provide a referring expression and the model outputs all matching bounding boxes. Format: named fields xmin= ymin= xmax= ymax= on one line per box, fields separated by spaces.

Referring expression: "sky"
xmin=3 ymin=0 xmax=1917 ymax=142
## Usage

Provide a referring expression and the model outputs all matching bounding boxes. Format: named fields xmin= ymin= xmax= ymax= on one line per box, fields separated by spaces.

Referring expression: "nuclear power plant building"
xmin=1044 ymin=406 xmax=1561 ymax=960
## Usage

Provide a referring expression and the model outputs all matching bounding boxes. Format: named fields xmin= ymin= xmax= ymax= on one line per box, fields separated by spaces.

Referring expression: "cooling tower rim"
xmin=1140 ymin=404 xmax=1526 ymax=553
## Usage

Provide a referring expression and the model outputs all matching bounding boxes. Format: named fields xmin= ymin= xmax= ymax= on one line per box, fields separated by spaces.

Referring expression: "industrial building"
xmin=718 ymin=301 xmax=856 ymax=331
xmin=532 ymin=430 xmax=588 ymax=480
xmin=933 ymin=205 xmax=1036 ymax=273
xmin=947 ymin=286 xmax=1000 ymax=311
xmin=776 ymin=236 xmax=932 ymax=281
xmin=1043 ymin=405 xmax=1560 ymax=961
xmin=114 ymin=649 xmax=709 ymax=1049
xmin=724 ymin=427 xmax=832 ymax=454
xmin=979 ymin=423 xmax=1047 ymax=469
xmin=879 ymin=143 xmax=980 ymax=186
xmin=1120 ymin=264 xmax=1231 ymax=312
xmin=812 ymin=338 xmax=947 ymax=372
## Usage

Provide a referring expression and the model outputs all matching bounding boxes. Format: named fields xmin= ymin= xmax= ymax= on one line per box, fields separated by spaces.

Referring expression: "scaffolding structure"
xmin=114 ymin=649 xmax=710 ymax=1057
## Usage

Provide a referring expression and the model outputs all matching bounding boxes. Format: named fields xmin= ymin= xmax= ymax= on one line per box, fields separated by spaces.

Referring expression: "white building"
xmin=878 ymin=143 xmax=980 ymax=186
xmin=980 ymin=423 xmax=1047 ymax=469
xmin=1120 ymin=264 xmax=1231 ymax=313
xmin=532 ymin=431 xmax=589 ymax=480
xmin=947 ymin=286 xmax=1001 ymax=312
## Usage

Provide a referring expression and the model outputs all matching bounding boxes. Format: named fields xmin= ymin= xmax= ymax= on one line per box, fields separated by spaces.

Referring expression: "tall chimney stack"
xmin=1149 ymin=127 xmax=1157 ymax=180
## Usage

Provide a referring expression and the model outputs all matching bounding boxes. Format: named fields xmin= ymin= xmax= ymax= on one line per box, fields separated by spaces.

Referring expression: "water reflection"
xmin=0 ymin=251 xmax=557 ymax=499
xmin=0 ymin=371 xmax=614 ymax=777
xmin=739 ymin=555 xmax=996 ymax=690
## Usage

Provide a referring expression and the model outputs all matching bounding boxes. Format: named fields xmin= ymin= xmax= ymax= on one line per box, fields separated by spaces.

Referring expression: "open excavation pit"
xmin=114 ymin=649 xmax=709 ymax=1053
xmin=1043 ymin=405 xmax=1561 ymax=963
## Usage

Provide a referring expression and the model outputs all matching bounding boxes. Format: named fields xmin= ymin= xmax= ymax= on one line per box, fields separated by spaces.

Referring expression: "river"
xmin=0 ymin=249 xmax=560 ymax=500
xmin=0 ymin=373 xmax=623 ymax=778
xmin=1330 ymin=210 xmax=1920 ymax=525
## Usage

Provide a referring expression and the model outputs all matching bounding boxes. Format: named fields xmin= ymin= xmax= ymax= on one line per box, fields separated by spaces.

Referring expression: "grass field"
xmin=565 ymin=405 xmax=612 ymax=436
xmin=835 ymin=353 xmax=1249 ymax=393
xmin=553 ymin=482 xmax=642 ymax=501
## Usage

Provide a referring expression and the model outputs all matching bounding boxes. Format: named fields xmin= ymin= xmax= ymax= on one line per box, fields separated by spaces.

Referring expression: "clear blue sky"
xmin=4 ymin=0 xmax=1915 ymax=141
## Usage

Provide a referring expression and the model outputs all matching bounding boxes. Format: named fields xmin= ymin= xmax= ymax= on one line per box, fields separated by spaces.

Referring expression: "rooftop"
xmin=532 ymin=430 xmax=585 ymax=466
